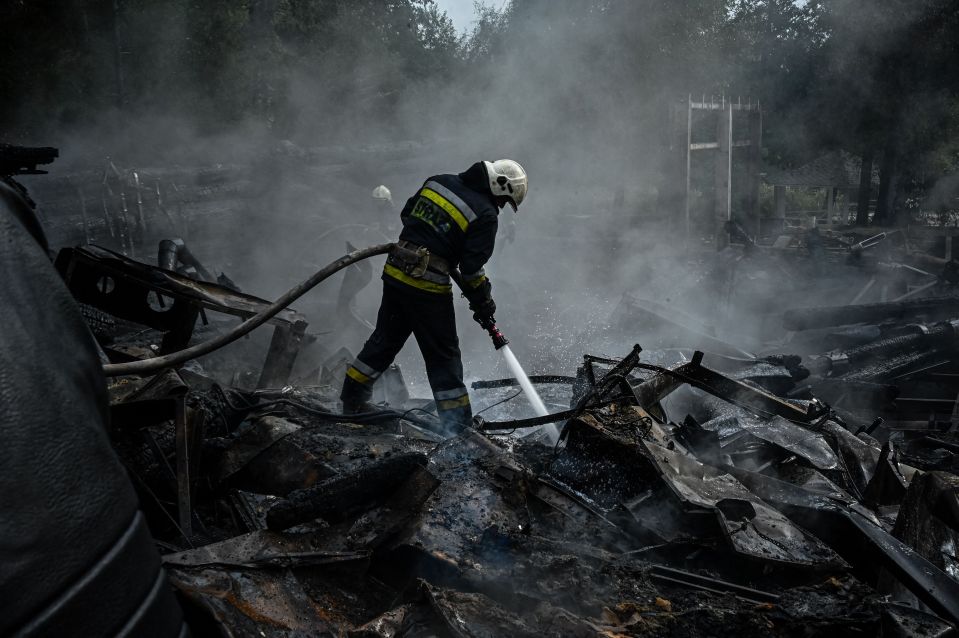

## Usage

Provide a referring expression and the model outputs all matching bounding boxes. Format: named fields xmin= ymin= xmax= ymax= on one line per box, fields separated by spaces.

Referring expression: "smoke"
xmin=11 ymin=1 xmax=954 ymax=410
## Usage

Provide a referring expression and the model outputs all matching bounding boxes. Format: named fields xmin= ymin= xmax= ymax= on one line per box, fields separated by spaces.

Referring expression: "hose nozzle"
xmin=478 ymin=315 xmax=509 ymax=350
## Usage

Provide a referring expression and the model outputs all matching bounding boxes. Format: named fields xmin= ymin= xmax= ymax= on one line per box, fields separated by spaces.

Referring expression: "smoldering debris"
xmin=41 ymin=218 xmax=959 ymax=636
xmin=106 ymin=344 xmax=959 ymax=636
xmin=11 ymin=144 xmax=957 ymax=635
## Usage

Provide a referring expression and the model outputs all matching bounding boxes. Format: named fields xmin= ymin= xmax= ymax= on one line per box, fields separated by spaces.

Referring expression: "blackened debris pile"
xmin=93 ymin=320 xmax=959 ymax=634
xmin=59 ymin=222 xmax=959 ymax=635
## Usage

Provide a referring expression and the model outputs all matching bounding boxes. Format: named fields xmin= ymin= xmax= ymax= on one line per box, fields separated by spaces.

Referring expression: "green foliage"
xmin=722 ymin=0 xmax=826 ymax=165
xmin=0 ymin=0 xmax=465 ymax=140
xmin=1 ymin=0 xmax=958 ymax=212
xmin=460 ymin=2 xmax=510 ymax=62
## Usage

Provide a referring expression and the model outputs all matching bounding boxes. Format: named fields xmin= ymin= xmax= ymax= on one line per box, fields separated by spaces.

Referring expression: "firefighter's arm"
xmin=460 ymin=215 xmax=498 ymax=319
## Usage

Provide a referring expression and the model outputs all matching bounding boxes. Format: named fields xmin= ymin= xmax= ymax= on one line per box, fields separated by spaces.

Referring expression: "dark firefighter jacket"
xmin=383 ymin=161 xmax=498 ymax=300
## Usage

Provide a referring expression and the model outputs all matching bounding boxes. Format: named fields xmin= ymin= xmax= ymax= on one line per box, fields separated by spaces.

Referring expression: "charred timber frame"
xmin=55 ymin=245 xmax=308 ymax=388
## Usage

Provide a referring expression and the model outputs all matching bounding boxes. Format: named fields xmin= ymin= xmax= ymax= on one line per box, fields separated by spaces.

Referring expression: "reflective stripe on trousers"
xmin=433 ymin=386 xmax=470 ymax=411
xmin=346 ymin=358 xmax=382 ymax=385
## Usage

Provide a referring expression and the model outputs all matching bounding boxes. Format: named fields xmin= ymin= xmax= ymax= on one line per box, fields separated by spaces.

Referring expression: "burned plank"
xmin=266 ymin=452 xmax=429 ymax=530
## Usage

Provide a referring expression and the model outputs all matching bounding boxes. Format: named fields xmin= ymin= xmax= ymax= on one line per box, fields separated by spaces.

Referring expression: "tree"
xmin=813 ymin=0 xmax=959 ymax=225
xmin=722 ymin=0 xmax=827 ymax=165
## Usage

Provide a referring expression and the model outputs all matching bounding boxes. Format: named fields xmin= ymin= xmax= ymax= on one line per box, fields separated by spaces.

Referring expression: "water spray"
xmin=459 ymin=275 xmax=557 ymax=441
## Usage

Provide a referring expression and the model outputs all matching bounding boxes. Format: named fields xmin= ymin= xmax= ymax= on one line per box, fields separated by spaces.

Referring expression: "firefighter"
xmin=371 ymin=184 xmax=393 ymax=209
xmin=340 ymin=159 xmax=528 ymax=432
xmin=371 ymin=184 xmax=397 ymax=236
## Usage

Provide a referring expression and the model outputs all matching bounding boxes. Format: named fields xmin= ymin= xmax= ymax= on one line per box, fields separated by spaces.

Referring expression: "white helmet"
xmin=371 ymin=184 xmax=393 ymax=204
xmin=483 ymin=159 xmax=527 ymax=211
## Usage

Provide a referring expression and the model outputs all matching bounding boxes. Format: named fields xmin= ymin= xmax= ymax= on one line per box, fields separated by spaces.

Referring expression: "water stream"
xmin=500 ymin=344 xmax=560 ymax=442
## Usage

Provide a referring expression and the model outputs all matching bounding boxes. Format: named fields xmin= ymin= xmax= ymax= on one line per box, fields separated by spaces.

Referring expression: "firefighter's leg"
xmin=341 ymin=284 xmax=413 ymax=412
xmin=409 ymin=293 xmax=472 ymax=433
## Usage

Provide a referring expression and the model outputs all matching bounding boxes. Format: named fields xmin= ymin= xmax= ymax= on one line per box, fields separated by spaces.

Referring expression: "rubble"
xmin=28 ymin=170 xmax=959 ymax=634
xmin=66 ymin=241 xmax=959 ymax=636
xmin=56 ymin=244 xmax=308 ymax=387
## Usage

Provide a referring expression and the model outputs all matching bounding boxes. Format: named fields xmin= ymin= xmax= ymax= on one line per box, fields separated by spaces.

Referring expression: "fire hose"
xmin=102 ymin=242 xmax=513 ymax=377
xmin=102 ymin=243 xmax=394 ymax=377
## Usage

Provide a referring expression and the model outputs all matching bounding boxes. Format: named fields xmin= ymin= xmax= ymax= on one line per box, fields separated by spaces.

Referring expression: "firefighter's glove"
xmin=470 ymin=298 xmax=497 ymax=324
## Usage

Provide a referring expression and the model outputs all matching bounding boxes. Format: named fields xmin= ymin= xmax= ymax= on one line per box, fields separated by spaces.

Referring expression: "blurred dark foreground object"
xmin=0 ymin=143 xmax=58 ymax=175
xmin=0 ymin=168 xmax=186 ymax=636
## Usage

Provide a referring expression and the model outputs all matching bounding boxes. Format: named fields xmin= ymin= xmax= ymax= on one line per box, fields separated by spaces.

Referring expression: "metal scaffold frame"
xmin=668 ymin=95 xmax=763 ymax=250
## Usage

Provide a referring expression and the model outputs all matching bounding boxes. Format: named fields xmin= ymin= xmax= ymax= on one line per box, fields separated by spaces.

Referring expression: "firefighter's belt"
xmin=389 ymin=241 xmax=451 ymax=279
